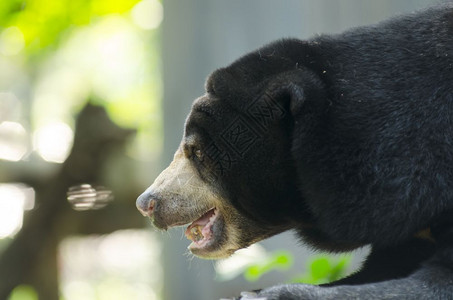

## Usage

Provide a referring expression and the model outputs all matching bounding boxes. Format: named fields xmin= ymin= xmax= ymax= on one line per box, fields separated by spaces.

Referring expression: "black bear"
xmin=137 ymin=3 xmax=453 ymax=299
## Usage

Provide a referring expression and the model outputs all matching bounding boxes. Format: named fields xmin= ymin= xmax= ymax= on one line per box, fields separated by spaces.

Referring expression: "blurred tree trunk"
xmin=0 ymin=103 xmax=144 ymax=300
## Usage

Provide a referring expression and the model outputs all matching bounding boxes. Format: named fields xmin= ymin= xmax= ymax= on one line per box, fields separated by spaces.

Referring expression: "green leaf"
xmin=8 ymin=285 xmax=38 ymax=300
xmin=310 ymin=257 xmax=331 ymax=280
xmin=291 ymin=254 xmax=352 ymax=285
xmin=273 ymin=251 xmax=293 ymax=267
xmin=243 ymin=251 xmax=294 ymax=282
xmin=328 ymin=256 xmax=351 ymax=281
xmin=244 ymin=264 xmax=263 ymax=282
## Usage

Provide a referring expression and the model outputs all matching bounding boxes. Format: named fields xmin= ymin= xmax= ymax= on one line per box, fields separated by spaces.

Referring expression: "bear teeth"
xmin=185 ymin=208 xmax=218 ymax=245
xmin=190 ymin=225 xmax=204 ymax=241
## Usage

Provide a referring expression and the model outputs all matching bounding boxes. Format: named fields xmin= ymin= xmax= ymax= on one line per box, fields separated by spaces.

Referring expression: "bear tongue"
xmin=185 ymin=209 xmax=216 ymax=242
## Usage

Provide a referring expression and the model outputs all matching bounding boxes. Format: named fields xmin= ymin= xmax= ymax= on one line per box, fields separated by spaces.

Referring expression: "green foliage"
xmin=242 ymin=251 xmax=351 ymax=285
xmin=0 ymin=0 xmax=143 ymax=55
xmin=291 ymin=255 xmax=351 ymax=285
xmin=0 ymin=0 xmax=163 ymax=161
xmin=244 ymin=251 xmax=293 ymax=282
xmin=8 ymin=285 xmax=38 ymax=300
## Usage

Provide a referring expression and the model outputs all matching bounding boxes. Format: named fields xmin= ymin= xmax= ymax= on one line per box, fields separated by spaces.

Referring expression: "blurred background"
xmin=0 ymin=0 xmax=444 ymax=299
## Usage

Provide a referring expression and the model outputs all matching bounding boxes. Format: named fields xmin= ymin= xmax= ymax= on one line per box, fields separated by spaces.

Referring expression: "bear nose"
xmin=136 ymin=190 xmax=156 ymax=217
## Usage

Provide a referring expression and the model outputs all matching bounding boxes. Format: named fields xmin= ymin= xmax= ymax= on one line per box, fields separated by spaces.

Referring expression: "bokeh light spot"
xmin=0 ymin=27 xmax=25 ymax=56
xmin=0 ymin=92 xmax=22 ymax=122
xmin=33 ymin=121 xmax=74 ymax=163
xmin=0 ymin=121 xmax=28 ymax=162
xmin=0 ymin=183 xmax=35 ymax=238
xmin=131 ymin=0 xmax=163 ymax=30
xmin=62 ymin=281 xmax=96 ymax=300
xmin=59 ymin=230 xmax=161 ymax=300
xmin=67 ymin=184 xmax=114 ymax=211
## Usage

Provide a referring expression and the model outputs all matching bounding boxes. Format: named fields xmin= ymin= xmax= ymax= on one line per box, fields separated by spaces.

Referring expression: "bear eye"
xmin=194 ymin=149 xmax=204 ymax=161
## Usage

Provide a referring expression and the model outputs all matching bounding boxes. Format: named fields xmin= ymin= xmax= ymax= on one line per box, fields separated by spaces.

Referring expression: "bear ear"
xmin=264 ymin=69 xmax=326 ymax=117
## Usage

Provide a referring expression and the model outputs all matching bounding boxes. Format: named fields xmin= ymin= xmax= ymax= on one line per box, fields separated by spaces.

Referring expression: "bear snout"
xmin=136 ymin=190 xmax=156 ymax=217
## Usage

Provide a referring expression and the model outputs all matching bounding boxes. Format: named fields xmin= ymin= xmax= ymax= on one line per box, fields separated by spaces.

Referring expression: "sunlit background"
xmin=0 ymin=0 xmax=163 ymax=299
xmin=0 ymin=1 xmax=443 ymax=300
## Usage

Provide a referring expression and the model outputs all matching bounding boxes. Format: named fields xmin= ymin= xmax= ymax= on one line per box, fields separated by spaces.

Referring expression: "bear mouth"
xmin=184 ymin=207 xmax=219 ymax=250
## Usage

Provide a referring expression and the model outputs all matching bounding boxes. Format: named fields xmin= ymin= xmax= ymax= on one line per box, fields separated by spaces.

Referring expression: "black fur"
xmin=164 ymin=3 xmax=453 ymax=299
